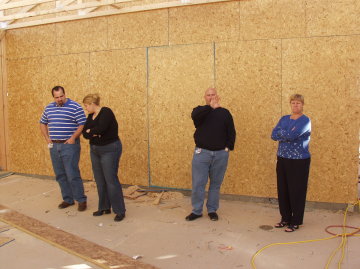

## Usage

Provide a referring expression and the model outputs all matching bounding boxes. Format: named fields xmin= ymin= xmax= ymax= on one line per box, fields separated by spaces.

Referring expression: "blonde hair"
xmin=289 ymin=94 xmax=304 ymax=104
xmin=83 ymin=94 xmax=100 ymax=105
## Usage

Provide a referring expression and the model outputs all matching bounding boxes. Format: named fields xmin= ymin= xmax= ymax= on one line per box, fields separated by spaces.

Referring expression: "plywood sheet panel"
xmin=6 ymin=24 xmax=56 ymax=59
xmin=148 ymin=44 xmax=214 ymax=189
xmin=7 ymin=58 xmax=48 ymax=175
xmin=169 ymin=2 xmax=240 ymax=45
xmin=107 ymin=9 xmax=168 ymax=50
xmin=240 ymin=0 xmax=306 ymax=40
xmin=41 ymin=53 xmax=91 ymax=179
xmin=282 ymin=36 xmax=360 ymax=203
xmin=216 ymin=40 xmax=281 ymax=196
xmin=89 ymin=48 xmax=148 ymax=186
xmin=56 ymin=17 xmax=108 ymax=54
xmin=306 ymin=0 xmax=360 ymax=37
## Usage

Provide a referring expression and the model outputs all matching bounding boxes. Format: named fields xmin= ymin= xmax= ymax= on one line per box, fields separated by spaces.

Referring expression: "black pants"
xmin=276 ymin=156 xmax=311 ymax=225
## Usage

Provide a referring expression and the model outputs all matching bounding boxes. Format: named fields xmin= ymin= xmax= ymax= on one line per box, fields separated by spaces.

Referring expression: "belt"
xmin=51 ymin=140 xmax=66 ymax=143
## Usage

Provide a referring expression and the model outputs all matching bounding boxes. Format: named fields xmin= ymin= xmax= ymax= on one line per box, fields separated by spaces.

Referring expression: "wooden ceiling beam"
xmin=0 ymin=0 xmax=12 ymax=5
xmin=0 ymin=0 xmax=134 ymax=22
xmin=2 ymin=0 xmax=236 ymax=30
xmin=7 ymin=3 xmax=41 ymax=25
xmin=58 ymin=0 xmax=77 ymax=7
xmin=0 ymin=0 xmax=53 ymax=10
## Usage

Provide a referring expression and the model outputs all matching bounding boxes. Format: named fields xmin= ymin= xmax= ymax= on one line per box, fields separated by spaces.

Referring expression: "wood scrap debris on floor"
xmin=123 ymin=186 xmax=184 ymax=205
xmin=152 ymin=192 xmax=164 ymax=205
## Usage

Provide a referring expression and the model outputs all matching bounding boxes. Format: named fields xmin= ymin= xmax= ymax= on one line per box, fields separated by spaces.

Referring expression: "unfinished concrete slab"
xmin=0 ymin=174 xmax=359 ymax=269
xmin=0 ymin=220 xmax=105 ymax=269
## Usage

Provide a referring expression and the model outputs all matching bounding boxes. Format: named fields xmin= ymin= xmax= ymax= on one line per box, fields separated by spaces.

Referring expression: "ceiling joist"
xmin=0 ymin=0 xmax=133 ymax=22
xmin=0 ymin=0 xmax=53 ymax=10
xmin=0 ymin=0 xmax=236 ymax=30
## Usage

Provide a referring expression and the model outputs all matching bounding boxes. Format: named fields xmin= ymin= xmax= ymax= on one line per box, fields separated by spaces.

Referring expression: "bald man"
xmin=186 ymin=88 xmax=236 ymax=221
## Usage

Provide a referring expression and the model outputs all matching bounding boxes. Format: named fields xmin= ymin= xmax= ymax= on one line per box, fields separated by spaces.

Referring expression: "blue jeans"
xmin=90 ymin=140 xmax=126 ymax=215
xmin=191 ymin=147 xmax=229 ymax=215
xmin=49 ymin=140 xmax=87 ymax=204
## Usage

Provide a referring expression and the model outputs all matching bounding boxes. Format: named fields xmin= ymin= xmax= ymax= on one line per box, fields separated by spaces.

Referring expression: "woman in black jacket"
xmin=82 ymin=94 xmax=126 ymax=222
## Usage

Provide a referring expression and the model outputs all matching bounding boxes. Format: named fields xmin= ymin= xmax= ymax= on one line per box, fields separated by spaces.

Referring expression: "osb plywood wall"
xmin=4 ymin=0 xmax=360 ymax=203
xmin=148 ymin=44 xmax=214 ymax=189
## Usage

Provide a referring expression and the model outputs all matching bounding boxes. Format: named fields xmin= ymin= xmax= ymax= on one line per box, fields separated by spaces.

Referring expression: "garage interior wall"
xmin=3 ymin=0 xmax=360 ymax=204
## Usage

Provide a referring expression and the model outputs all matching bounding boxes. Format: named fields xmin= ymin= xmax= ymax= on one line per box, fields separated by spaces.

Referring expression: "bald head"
xmin=204 ymin=88 xmax=218 ymax=105
xmin=205 ymin=87 xmax=217 ymax=95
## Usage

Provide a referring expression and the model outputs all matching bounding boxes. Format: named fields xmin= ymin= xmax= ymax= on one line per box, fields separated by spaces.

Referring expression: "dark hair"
xmin=51 ymin=86 xmax=65 ymax=97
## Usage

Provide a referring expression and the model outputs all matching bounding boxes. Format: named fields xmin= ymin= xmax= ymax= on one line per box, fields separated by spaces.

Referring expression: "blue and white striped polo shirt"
xmin=40 ymin=98 xmax=86 ymax=140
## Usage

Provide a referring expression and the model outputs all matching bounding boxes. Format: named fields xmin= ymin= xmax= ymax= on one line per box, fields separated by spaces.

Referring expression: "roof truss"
xmin=0 ymin=0 xmax=236 ymax=30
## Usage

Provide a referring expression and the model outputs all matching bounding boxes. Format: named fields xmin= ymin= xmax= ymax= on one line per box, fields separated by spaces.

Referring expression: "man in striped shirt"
xmin=40 ymin=86 xmax=87 ymax=211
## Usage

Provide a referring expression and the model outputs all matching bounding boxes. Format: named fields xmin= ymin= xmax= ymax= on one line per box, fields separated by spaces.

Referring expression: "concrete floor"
xmin=0 ymin=174 xmax=359 ymax=269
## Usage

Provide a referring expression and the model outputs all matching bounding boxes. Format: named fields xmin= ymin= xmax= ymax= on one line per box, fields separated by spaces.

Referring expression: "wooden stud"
xmin=0 ymin=34 xmax=8 ymax=170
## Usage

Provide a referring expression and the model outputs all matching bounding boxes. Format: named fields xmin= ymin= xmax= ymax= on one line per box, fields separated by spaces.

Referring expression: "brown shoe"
xmin=58 ymin=201 xmax=75 ymax=209
xmin=78 ymin=201 xmax=87 ymax=212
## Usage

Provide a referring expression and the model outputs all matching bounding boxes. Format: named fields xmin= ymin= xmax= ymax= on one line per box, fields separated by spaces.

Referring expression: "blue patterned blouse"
xmin=271 ymin=114 xmax=311 ymax=159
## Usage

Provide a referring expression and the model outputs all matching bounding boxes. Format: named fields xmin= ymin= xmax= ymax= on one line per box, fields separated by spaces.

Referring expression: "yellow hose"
xmin=251 ymin=200 xmax=360 ymax=269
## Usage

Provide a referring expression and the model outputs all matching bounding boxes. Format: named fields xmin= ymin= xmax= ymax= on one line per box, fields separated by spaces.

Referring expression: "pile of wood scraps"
xmin=123 ymin=185 xmax=184 ymax=205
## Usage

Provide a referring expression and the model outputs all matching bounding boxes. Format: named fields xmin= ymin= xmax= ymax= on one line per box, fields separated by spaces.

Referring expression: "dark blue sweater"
xmin=271 ymin=114 xmax=311 ymax=159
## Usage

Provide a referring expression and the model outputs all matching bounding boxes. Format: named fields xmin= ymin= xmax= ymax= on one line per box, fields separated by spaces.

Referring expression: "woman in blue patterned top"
xmin=271 ymin=94 xmax=311 ymax=232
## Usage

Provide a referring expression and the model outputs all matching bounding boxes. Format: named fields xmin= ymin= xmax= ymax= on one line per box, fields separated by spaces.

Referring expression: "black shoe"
xmin=93 ymin=209 xmax=111 ymax=216
xmin=285 ymin=224 xmax=299 ymax=232
xmin=185 ymin=213 xmax=202 ymax=221
xmin=58 ymin=201 xmax=75 ymax=209
xmin=274 ymin=221 xmax=288 ymax=228
xmin=208 ymin=212 xmax=218 ymax=221
xmin=114 ymin=213 xmax=125 ymax=222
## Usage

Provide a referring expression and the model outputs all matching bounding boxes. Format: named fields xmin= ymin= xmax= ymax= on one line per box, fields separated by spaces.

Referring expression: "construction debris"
xmin=123 ymin=185 xmax=140 ymax=196
xmin=152 ymin=192 xmax=164 ymax=205
xmin=123 ymin=186 xmax=184 ymax=204
xmin=147 ymin=191 xmax=184 ymax=200
xmin=85 ymin=183 xmax=184 ymax=204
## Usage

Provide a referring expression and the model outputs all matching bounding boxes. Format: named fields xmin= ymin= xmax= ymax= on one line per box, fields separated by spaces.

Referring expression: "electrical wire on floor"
xmin=0 ymin=172 xmax=15 ymax=179
xmin=251 ymin=200 xmax=360 ymax=269
xmin=0 ymin=226 xmax=11 ymax=233
xmin=323 ymin=200 xmax=360 ymax=269
xmin=0 ymin=238 xmax=15 ymax=248
xmin=0 ymin=224 xmax=15 ymax=248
